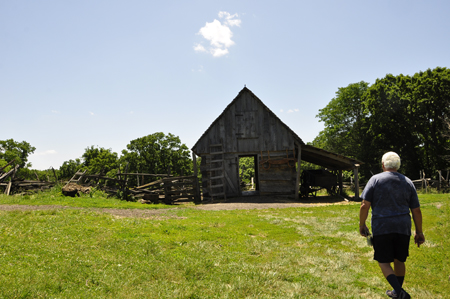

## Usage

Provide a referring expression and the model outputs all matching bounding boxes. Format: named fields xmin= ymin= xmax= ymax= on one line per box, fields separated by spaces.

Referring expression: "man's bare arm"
xmin=411 ymin=207 xmax=425 ymax=247
xmin=359 ymin=200 xmax=371 ymax=236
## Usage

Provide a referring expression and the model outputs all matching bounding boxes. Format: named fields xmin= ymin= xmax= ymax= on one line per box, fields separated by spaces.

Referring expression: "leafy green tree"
xmin=239 ymin=157 xmax=255 ymax=186
xmin=363 ymin=74 xmax=422 ymax=176
xmin=364 ymin=68 xmax=450 ymax=178
xmin=121 ymin=133 xmax=192 ymax=182
xmin=59 ymin=158 xmax=83 ymax=180
xmin=442 ymin=98 xmax=450 ymax=163
xmin=409 ymin=67 xmax=450 ymax=174
xmin=0 ymin=139 xmax=36 ymax=168
xmin=0 ymin=159 xmax=12 ymax=173
xmin=315 ymin=67 xmax=450 ymax=181
xmin=82 ymin=146 xmax=119 ymax=175
xmin=315 ymin=81 xmax=369 ymax=159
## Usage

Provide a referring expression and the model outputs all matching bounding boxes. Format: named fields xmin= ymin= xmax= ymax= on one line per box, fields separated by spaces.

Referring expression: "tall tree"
xmin=59 ymin=158 xmax=83 ymax=180
xmin=409 ymin=67 xmax=450 ymax=174
xmin=82 ymin=146 xmax=119 ymax=175
xmin=364 ymin=68 xmax=450 ymax=178
xmin=363 ymin=74 xmax=421 ymax=176
xmin=315 ymin=81 xmax=369 ymax=158
xmin=315 ymin=67 xmax=450 ymax=180
xmin=0 ymin=139 xmax=36 ymax=168
xmin=121 ymin=132 xmax=192 ymax=179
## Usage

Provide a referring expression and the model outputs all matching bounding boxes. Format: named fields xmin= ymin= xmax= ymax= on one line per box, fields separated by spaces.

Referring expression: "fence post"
xmin=438 ymin=170 xmax=442 ymax=193
xmin=354 ymin=164 xmax=360 ymax=200
xmin=423 ymin=170 xmax=427 ymax=193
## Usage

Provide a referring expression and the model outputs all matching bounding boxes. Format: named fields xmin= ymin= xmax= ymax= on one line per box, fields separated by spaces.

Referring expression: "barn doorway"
xmin=238 ymin=155 xmax=259 ymax=195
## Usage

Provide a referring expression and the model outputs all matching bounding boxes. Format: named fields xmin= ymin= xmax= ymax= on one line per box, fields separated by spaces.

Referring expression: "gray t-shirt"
xmin=361 ymin=171 xmax=420 ymax=236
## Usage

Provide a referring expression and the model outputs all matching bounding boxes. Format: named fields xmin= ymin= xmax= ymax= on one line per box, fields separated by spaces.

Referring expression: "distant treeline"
xmin=1 ymin=132 xmax=194 ymax=185
xmin=313 ymin=67 xmax=450 ymax=181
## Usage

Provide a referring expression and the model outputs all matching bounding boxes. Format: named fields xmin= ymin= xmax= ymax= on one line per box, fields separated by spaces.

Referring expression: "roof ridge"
xmin=191 ymin=87 xmax=305 ymax=151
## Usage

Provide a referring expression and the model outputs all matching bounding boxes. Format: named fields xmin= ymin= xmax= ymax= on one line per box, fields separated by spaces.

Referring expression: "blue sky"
xmin=1 ymin=0 xmax=450 ymax=170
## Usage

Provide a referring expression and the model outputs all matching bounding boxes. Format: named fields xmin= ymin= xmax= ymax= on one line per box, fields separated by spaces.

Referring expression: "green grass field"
xmin=0 ymin=188 xmax=448 ymax=298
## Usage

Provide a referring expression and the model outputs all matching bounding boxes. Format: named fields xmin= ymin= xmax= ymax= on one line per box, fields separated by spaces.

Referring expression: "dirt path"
xmin=0 ymin=195 xmax=355 ymax=218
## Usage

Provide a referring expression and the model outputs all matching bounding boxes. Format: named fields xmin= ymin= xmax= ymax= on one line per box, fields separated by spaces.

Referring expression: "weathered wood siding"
xmin=194 ymin=88 xmax=302 ymax=197
xmin=194 ymin=91 xmax=298 ymax=155
xmin=259 ymin=150 xmax=297 ymax=195
xmin=224 ymin=154 xmax=240 ymax=197
xmin=200 ymin=154 xmax=241 ymax=197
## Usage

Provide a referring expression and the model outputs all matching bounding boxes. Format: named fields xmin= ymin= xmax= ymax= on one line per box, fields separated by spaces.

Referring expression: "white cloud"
xmin=89 ymin=111 xmax=94 ymax=116
xmin=33 ymin=150 xmax=57 ymax=156
xmin=226 ymin=18 xmax=241 ymax=27
xmin=195 ymin=11 xmax=241 ymax=57
xmin=194 ymin=43 xmax=207 ymax=53
xmin=199 ymin=19 xmax=234 ymax=48
xmin=212 ymin=48 xmax=229 ymax=57
xmin=51 ymin=110 xmax=60 ymax=114
xmin=218 ymin=11 xmax=242 ymax=27
xmin=281 ymin=108 xmax=299 ymax=113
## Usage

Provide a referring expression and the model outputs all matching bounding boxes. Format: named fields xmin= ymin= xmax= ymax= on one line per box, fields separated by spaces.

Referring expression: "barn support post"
xmin=338 ymin=169 xmax=343 ymax=196
xmin=295 ymin=143 xmax=302 ymax=200
xmin=192 ymin=151 xmax=201 ymax=202
xmin=354 ymin=164 xmax=360 ymax=200
xmin=192 ymin=151 xmax=198 ymax=177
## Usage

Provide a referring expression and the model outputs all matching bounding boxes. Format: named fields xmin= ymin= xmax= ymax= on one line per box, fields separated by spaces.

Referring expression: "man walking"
xmin=359 ymin=152 xmax=425 ymax=298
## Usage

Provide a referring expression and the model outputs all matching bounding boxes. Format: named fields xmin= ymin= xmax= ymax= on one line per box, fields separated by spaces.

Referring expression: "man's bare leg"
xmin=379 ymin=263 xmax=402 ymax=295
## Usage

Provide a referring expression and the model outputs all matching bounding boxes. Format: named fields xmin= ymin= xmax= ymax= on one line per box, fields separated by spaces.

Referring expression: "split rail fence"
xmin=1 ymin=160 xmax=56 ymax=195
xmin=63 ymin=167 xmax=201 ymax=204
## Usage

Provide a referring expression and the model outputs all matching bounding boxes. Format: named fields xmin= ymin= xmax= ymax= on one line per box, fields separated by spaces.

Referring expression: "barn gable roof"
xmin=192 ymin=87 xmax=304 ymax=153
xmin=192 ymin=87 xmax=363 ymax=170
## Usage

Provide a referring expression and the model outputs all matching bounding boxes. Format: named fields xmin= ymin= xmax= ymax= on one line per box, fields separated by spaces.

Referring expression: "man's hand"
xmin=359 ymin=224 xmax=369 ymax=237
xmin=414 ymin=232 xmax=425 ymax=247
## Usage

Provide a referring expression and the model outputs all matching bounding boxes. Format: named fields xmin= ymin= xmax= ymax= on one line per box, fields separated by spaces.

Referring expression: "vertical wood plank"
xmin=338 ymin=169 xmax=343 ymax=196
xmin=5 ymin=181 xmax=12 ymax=195
xmin=192 ymin=151 xmax=198 ymax=177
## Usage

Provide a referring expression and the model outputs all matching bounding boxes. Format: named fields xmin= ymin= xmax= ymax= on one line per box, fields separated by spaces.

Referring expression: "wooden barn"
xmin=191 ymin=87 xmax=363 ymax=200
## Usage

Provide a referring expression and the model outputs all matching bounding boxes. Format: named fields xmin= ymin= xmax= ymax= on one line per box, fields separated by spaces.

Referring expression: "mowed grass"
xmin=0 ymin=185 xmax=175 ymax=210
xmin=0 ymin=192 xmax=448 ymax=298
